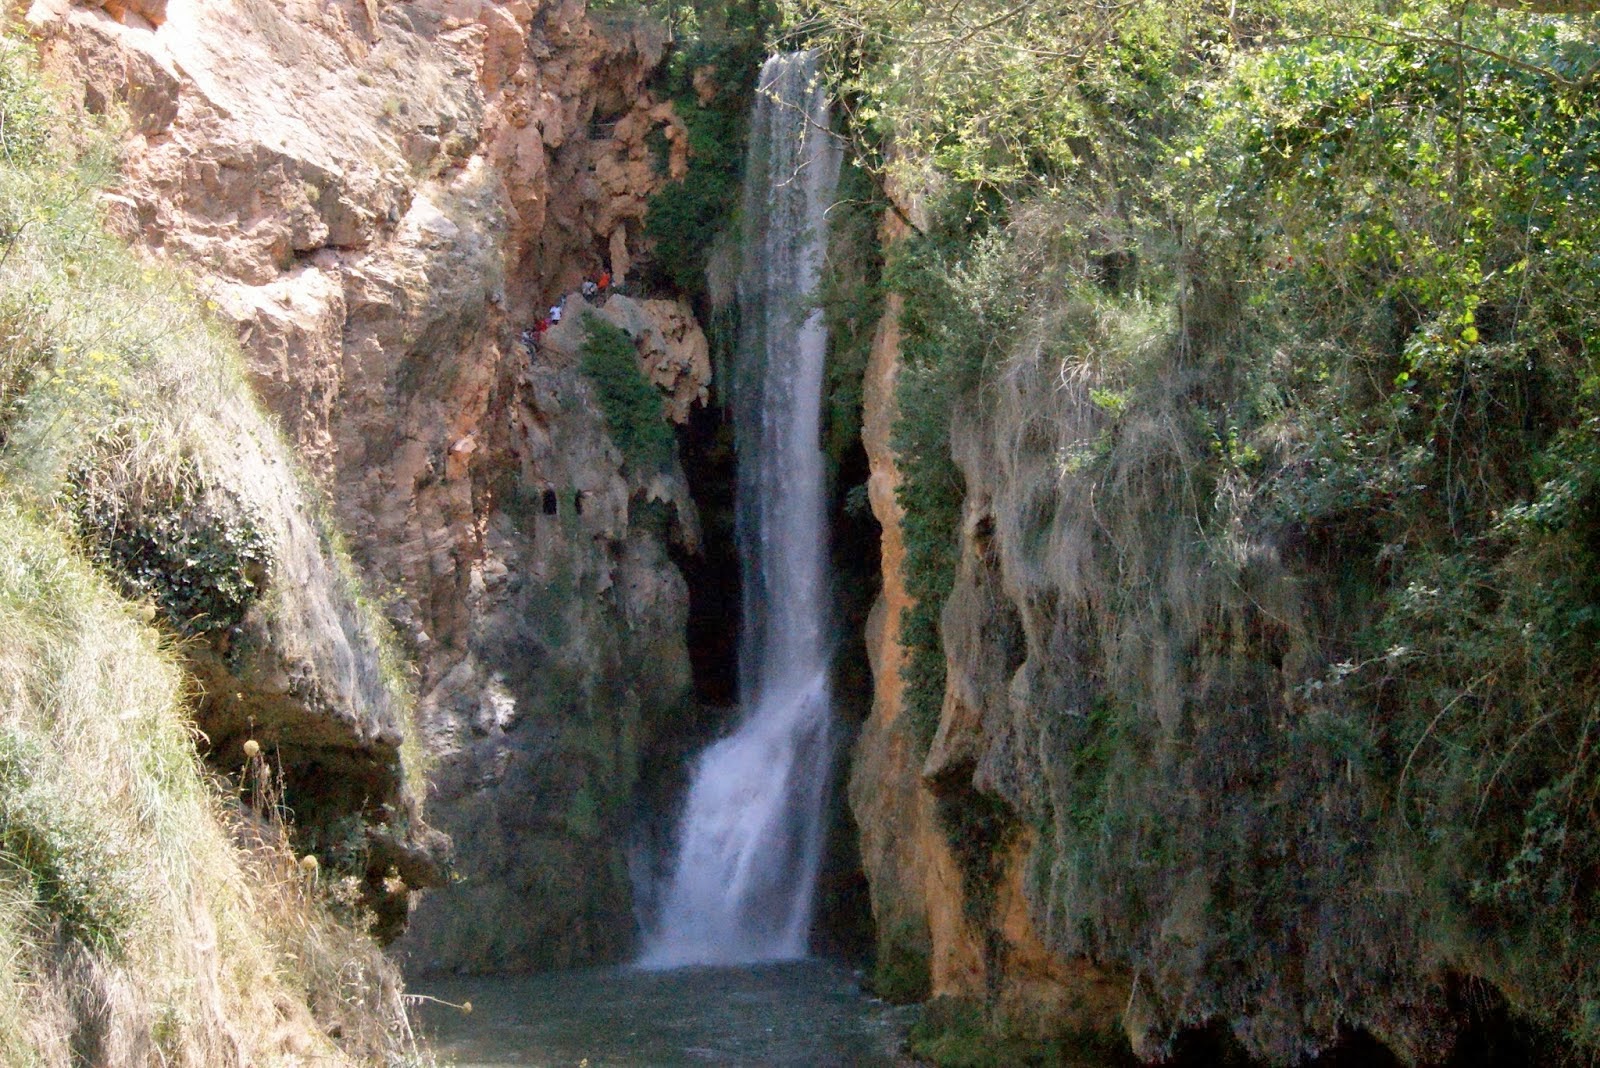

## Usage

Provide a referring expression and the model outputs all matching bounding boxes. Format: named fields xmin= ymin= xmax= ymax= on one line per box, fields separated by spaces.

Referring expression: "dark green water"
xmin=413 ymin=959 xmax=913 ymax=1067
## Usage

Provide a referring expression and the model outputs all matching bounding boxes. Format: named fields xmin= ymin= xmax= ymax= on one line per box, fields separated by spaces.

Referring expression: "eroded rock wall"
xmin=851 ymin=216 xmax=982 ymax=1002
xmin=850 ymin=207 xmax=1128 ymax=1033
xmin=852 ymin=192 xmax=1514 ymax=1062
xmin=29 ymin=0 xmax=706 ymax=971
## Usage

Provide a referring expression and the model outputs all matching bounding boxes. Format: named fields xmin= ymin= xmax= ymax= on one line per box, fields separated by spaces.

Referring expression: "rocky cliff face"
xmin=851 ymin=215 xmax=982 ymax=1002
xmin=28 ymin=0 xmax=708 ymax=971
xmin=852 ymin=187 xmax=1564 ymax=1063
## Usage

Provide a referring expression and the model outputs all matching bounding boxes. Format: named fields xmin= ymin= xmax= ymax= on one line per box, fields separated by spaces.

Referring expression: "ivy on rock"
xmin=68 ymin=459 xmax=271 ymax=637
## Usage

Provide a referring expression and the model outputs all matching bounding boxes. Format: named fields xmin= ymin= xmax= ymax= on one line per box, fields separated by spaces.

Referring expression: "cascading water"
xmin=639 ymin=51 xmax=842 ymax=969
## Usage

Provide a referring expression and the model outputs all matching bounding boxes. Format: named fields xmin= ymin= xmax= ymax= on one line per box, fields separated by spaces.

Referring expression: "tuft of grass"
xmin=0 ymin=728 xmax=148 ymax=954
xmin=868 ymin=917 xmax=932 ymax=1004
xmin=229 ymin=737 xmax=429 ymax=1065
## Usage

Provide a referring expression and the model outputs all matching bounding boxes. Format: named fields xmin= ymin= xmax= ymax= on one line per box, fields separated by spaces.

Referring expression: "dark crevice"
xmin=815 ymin=424 xmax=881 ymax=962
xmin=674 ymin=398 xmax=740 ymax=708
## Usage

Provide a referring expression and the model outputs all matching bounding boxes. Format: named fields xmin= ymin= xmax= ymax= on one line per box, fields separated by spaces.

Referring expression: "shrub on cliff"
xmin=821 ymin=156 xmax=885 ymax=483
xmin=65 ymin=457 xmax=272 ymax=636
xmin=581 ymin=314 xmax=676 ymax=472
xmin=641 ymin=16 xmax=768 ymax=304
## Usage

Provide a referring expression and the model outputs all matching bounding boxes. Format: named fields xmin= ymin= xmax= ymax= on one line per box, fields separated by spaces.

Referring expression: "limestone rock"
xmin=850 ymin=211 xmax=986 ymax=1002
xmin=31 ymin=4 xmax=179 ymax=134
xmin=30 ymin=0 xmax=705 ymax=970
xmin=852 ymin=206 xmax=1129 ymax=1030
xmin=595 ymin=294 xmax=711 ymax=424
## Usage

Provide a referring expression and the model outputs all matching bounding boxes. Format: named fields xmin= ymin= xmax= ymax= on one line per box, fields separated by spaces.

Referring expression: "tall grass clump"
xmin=0 ymin=502 xmax=323 ymax=1065
xmin=0 ymin=500 xmax=433 ymax=1066
xmin=0 ymin=33 xmax=433 ymax=1065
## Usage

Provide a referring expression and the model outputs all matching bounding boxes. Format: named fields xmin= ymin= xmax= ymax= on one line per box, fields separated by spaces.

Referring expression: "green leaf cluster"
xmin=68 ymin=462 xmax=271 ymax=637
xmin=0 ymin=37 xmax=52 ymax=168
xmin=580 ymin=315 xmax=676 ymax=473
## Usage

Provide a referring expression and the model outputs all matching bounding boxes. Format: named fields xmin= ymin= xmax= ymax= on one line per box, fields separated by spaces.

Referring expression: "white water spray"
xmin=639 ymin=52 xmax=842 ymax=969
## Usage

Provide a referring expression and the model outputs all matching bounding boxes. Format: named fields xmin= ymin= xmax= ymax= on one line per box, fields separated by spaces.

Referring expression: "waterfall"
xmin=639 ymin=52 xmax=841 ymax=969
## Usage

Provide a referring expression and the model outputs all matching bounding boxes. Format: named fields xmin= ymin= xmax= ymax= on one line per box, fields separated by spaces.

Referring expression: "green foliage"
xmin=68 ymin=460 xmax=271 ymax=636
xmin=791 ymin=0 xmax=1361 ymax=204
xmin=0 ymin=37 xmax=111 ymax=442
xmin=887 ymin=197 xmax=1015 ymax=753
xmin=869 ymin=916 xmax=932 ymax=1003
xmin=1213 ymin=28 xmax=1600 ymax=1038
xmin=1061 ymin=699 xmax=1133 ymax=843
xmin=936 ymin=786 xmax=1016 ymax=929
xmin=642 ymin=27 xmax=768 ymax=300
xmin=563 ymin=784 xmax=602 ymax=841
xmin=908 ymin=997 xmax=1137 ymax=1068
xmin=0 ymin=37 xmax=52 ymax=168
xmin=580 ymin=315 xmax=676 ymax=472
xmin=821 ymin=154 xmax=884 ymax=477
xmin=644 ymin=110 xmax=743 ymax=296
xmin=803 ymin=0 xmax=1600 ymax=1051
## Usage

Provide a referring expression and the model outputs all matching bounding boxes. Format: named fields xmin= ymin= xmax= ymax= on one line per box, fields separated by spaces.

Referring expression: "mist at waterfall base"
xmin=636 ymin=51 xmax=844 ymax=970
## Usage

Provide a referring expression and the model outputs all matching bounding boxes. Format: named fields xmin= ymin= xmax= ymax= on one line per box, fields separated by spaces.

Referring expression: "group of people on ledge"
xmin=519 ymin=270 xmax=614 ymax=357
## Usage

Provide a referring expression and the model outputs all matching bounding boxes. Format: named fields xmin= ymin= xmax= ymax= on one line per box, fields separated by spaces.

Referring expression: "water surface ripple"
xmin=416 ymin=960 xmax=911 ymax=1067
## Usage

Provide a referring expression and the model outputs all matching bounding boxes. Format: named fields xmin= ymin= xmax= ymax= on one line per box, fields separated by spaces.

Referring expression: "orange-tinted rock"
xmin=854 ymin=190 xmax=1130 ymax=1036
xmin=30 ymin=3 xmax=179 ymax=134
xmin=994 ymin=832 xmax=1130 ymax=1037
xmin=594 ymin=294 xmax=711 ymax=424
xmin=850 ymin=208 xmax=987 ymax=1001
